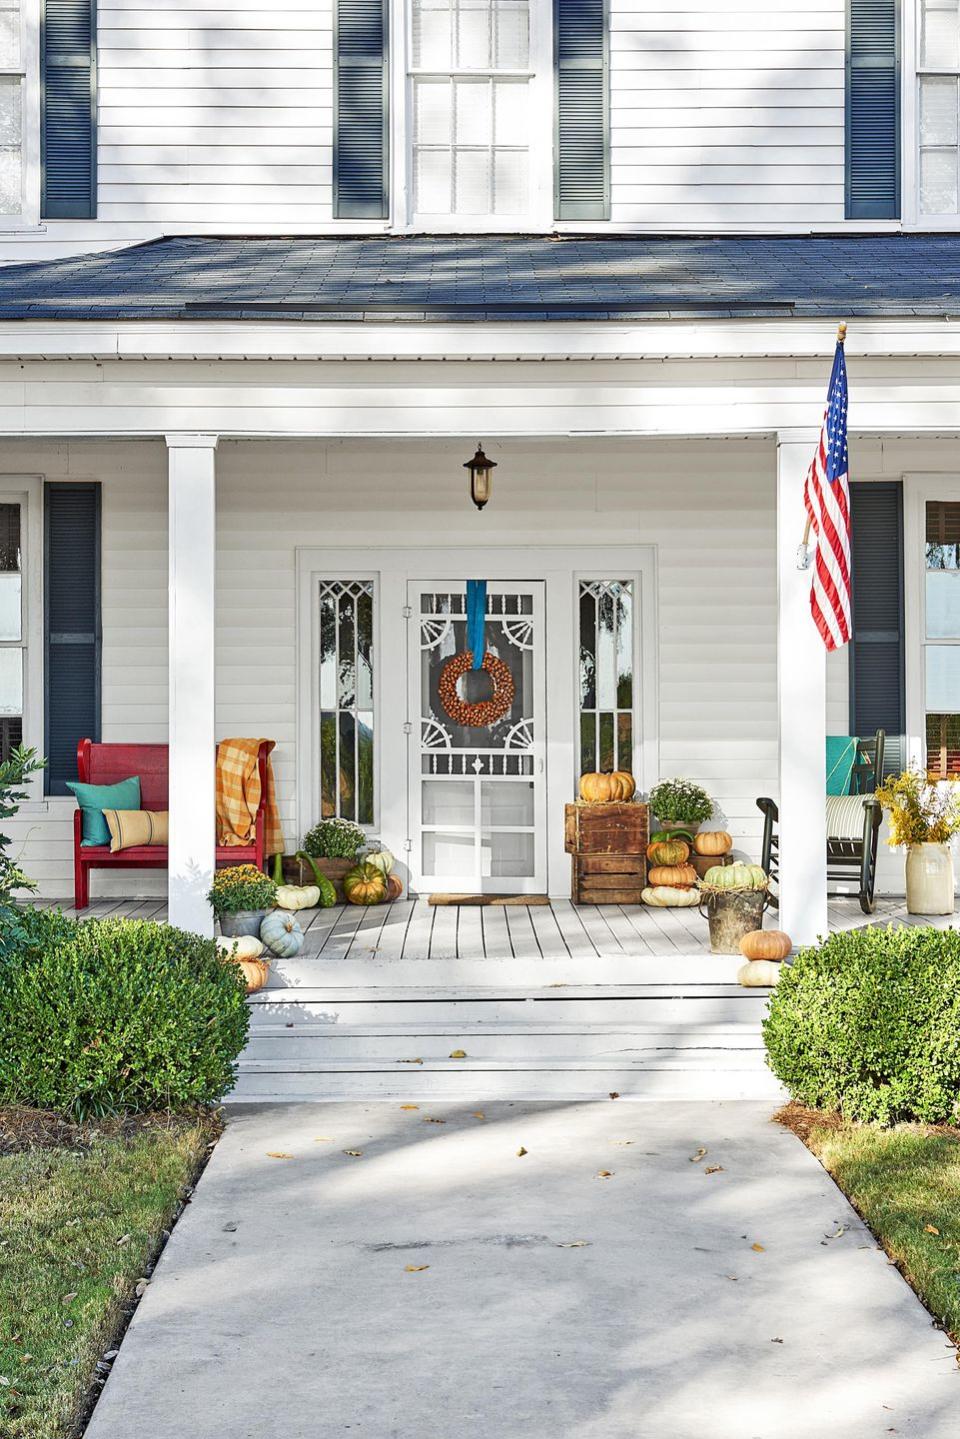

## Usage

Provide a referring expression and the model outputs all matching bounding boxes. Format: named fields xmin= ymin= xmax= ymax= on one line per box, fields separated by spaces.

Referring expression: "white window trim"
xmin=390 ymin=0 xmax=553 ymax=233
xmin=0 ymin=0 xmax=40 ymax=229
xmin=0 ymin=476 xmax=43 ymax=797
xmin=902 ymin=473 xmax=960 ymax=774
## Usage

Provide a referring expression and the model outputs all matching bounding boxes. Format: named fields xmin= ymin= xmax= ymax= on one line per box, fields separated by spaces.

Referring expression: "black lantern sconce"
xmin=463 ymin=443 xmax=497 ymax=510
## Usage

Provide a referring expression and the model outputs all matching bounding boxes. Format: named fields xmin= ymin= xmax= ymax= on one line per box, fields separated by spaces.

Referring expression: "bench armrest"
xmin=756 ymin=796 xmax=779 ymax=822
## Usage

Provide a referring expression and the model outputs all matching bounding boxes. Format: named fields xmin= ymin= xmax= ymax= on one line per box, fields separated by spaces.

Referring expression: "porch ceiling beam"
xmin=167 ymin=433 xmax=218 ymax=938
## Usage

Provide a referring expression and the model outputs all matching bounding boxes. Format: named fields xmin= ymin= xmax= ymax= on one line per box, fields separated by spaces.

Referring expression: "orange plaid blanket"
xmin=216 ymin=738 xmax=284 ymax=857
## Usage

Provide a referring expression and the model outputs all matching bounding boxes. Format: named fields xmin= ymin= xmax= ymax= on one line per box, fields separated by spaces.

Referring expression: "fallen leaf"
xmin=61 ymin=1293 xmax=78 ymax=1306
xmin=824 ymin=1225 xmax=847 ymax=1241
xmin=313 ymin=1136 xmax=333 ymax=1143
xmin=925 ymin=1224 xmax=941 ymax=1236
xmin=405 ymin=1265 xmax=429 ymax=1273
xmin=266 ymin=1152 xmax=293 ymax=1160
xmin=472 ymin=1111 xmax=486 ymax=1120
xmin=725 ymin=1275 xmax=738 ymax=1282
xmin=222 ymin=1222 xmax=238 ymax=1233
xmin=557 ymin=1240 xmax=589 ymax=1248
xmin=596 ymin=1170 xmax=613 ymax=1179
xmin=690 ymin=1147 xmax=707 ymax=1164
xmin=751 ymin=1243 xmax=765 ymax=1253
xmin=770 ymin=1337 xmax=784 ymax=1345
xmin=423 ymin=1117 xmax=446 ymax=1125
xmin=400 ymin=1105 xmax=419 ymax=1111
xmin=343 ymin=1150 xmax=364 ymax=1157
xmin=517 ymin=1146 xmax=528 ymax=1157
xmin=449 ymin=1050 xmax=467 ymax=1059
xmin=704 ymin=1165 xmax=725 ymax=1175
xmin=115 ymin=1234 xmax=131 ymax=1246
xmin=399 ymin=1058 xmax=424 ymax=1065
xmin=611 ymin=1139 xmax=634 ymax=1147
xmin=609 ymin=1092 xmax=620 ymax=1100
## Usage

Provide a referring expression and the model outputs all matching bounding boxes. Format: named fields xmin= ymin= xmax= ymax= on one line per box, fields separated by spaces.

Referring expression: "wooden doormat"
xmin=428 ymin=894 xmax=551 ymax=907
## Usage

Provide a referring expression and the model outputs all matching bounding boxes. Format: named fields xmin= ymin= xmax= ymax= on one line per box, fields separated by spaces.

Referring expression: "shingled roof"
xmin=0 ymin=233 xmax=957 ymax=321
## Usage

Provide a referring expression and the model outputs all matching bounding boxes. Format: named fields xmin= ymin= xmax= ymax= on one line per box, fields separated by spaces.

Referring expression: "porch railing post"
xmin=166 ymin=434 xmax=218 ymax=936
xmin=776 ymin=433 xmax=828 ymax=946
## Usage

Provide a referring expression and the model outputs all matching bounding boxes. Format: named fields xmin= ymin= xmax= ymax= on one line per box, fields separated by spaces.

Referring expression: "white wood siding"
xmin=609 ymin=0 xmax=846 ymax=225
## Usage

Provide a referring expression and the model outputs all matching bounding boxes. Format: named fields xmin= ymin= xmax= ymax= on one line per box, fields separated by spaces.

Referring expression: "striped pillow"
xmin=103 ymin=809 xmax=169 ymax=854
xmin=825 ymin=796 xmax=870 ymax=841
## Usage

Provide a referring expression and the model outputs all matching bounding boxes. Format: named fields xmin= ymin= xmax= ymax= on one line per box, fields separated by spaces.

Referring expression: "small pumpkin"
xmin=294 ymin=851 xmax=338 ymax=908
xmin=693 ymin=830 xmax=733 ymax=857
xmin=343 ymin=862 xmax=388 ymax=906
xmin=702 ymin=862 xmax=767 ymax=891
xmin=260 ymin=910 xmax=305 ymax=957
xmin=275 ymin=883 xmax=321 ymax=912
xmin=610 ymin=770 xmax=636 ymax=801
xmin=739 ymin=929 xmax=792 ymax=962
xmin=216 ymin=934 xmax=264 ymax=961
xmin=385 ymin=872 xmax=404 ymax=901
xmin=647 ymin=863 xmax=697 ymax=887
xmin=737 ymin=959 xmax=781 ymax=988
xmin=579 ymin=771 xmax=618 ymax=803
xmin=650 ymin=828 xmax=695 ymax=847
xmin=366 ymin=848 xmax=395 ymax=877
xmin=646 ymin=839 xmax=690 ymax=866
xmin=642 ymin=885 xmax=700 ymax=908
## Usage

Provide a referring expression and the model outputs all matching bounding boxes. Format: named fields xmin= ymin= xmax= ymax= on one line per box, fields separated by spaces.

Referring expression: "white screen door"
xmin=408 ymin=579 xmax=546 ymax=893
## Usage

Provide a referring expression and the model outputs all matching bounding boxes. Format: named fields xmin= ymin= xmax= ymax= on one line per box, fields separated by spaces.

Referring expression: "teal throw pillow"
xmin=67 ymin=776 xmax=141 ymax=846
xmin=825 ymin=736 xmax=857 ymax=797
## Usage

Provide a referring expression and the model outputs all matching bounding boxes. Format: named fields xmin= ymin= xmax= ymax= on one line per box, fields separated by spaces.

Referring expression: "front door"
xmin=408 ymin=580 xmax=546 ymax=894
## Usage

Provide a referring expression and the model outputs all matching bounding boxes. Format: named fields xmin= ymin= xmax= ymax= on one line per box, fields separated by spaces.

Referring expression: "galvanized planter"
xmin=699 ymin=888 xmax=768 ymax=955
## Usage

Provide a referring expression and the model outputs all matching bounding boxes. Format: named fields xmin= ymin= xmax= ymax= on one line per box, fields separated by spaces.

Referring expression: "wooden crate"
xmin=564 ymin=802 xmax=649 ymax=904
xmin=571 ymin=853 xmax=646 ymax=905
xmin=564 ymin=801 xmax=649 ymax=856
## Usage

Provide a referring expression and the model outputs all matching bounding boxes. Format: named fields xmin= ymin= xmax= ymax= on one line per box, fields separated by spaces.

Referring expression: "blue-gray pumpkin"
xmin=260 ymin=910 xmax=304 ymax=957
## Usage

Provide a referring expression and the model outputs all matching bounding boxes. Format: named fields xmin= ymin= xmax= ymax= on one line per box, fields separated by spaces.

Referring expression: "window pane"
xmin=0 ymin=648 xmax=22 ymax=721
xmin=415 ymin=78 xmax=453 ymax=143
xmin=578 ymin=580 xmax=635 ymax=775
xmin=926 ymin=644 xmax=960 ymax=710
xmin=926 ymin=570 xmax=960 ymax=637
xmin=0 ymin=504 xmax=20 ymax=642
xmin=413 ymin=0 xmax=453 ymax=68
xmin=457 ymin=0 xmax=492 ymax=68
xmin=0 ymin=75 xmax=20 ymax=217
xmin=926 ymin=712 xmax=960 ymax=778
xmin=0 ymin=0 xmax=19 ymax=69
xmin=494 ymin=0 xmax=528 ymax=66
xmin=922 ymin=0 xmax=960 ymax=68
xmin=318 ymin=580 xmax=374 ymax=826
xmin=455 ymin=77 xmax=492 ymax=145
xmin=0 ymin=75 xmax=19 ymax=146
xmin=414 ymin=146 xmax=451 ymax=212
xmin=920 ymin=147 xmax=959 ymax=214
xmin=454 ymin=147 xmax=491 ymax=211
xmin=926 ymin=499 xmax=960 ymax=564
xmin=493 ymin=147 xmax=526 ymax=213
xmin=921 ymin=77 xmax=959 ymax=145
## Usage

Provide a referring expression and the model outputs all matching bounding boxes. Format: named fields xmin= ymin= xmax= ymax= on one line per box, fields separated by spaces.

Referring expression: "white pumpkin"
xmin=275 ymin=883 xmax=321 ymax=912
xmin=216 ymin=934 xmax=265 ymax=961
xmin=366 ymin=849 xmax=394 ymax=877
xmin=641 ymin=885 xmax=700 ymax=909
xmin=737 ymin=959 xmax=781 ymax=988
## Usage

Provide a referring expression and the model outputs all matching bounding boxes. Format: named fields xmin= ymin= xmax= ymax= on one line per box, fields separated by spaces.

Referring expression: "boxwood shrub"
xmin=0 ymin=909 xmax=249 ymax=1117
xmin=763 ymin=925 xmax=960 ymax=1125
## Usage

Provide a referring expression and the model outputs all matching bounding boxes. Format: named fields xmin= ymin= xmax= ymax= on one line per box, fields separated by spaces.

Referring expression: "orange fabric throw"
xmin=216 ymin=738 xmax=284 ymax=857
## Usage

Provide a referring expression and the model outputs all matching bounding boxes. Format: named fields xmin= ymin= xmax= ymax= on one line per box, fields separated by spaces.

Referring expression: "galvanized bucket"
xmin=699 ymin=888 xmax=768 ymax=955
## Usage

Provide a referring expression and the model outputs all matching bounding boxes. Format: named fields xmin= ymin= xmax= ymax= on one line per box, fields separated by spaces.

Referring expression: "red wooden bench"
xmin=73 ymin=738 xmax=269 ymax=909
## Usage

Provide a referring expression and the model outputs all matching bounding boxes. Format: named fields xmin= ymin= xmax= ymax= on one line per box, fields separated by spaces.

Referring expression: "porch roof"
xmin=1 ymin=233 xmax=960 ymax=322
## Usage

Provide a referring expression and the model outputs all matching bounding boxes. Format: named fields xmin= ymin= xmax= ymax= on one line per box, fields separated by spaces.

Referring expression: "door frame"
xmin=296 ymin=545 xmax=658 ymax=897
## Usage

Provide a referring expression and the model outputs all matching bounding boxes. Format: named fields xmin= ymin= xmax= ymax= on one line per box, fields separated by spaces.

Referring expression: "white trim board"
xmin=295 ymin=544 xmax=658 ymax=897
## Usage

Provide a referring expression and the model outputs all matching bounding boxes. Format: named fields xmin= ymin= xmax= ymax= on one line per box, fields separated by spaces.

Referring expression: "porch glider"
xmin=757 ymin=731 xmax=885 ymax=916
xmin=72 ymin=739 xmax=270 ymax=910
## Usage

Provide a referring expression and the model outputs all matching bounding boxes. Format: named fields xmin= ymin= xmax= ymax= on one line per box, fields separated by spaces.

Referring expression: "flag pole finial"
xmin=837 ymin=321 xmax=847 ymax=344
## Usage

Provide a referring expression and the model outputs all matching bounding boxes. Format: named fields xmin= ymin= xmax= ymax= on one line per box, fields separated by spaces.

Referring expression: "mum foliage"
xmin=648 ymin=778 xmax=713 ymax=826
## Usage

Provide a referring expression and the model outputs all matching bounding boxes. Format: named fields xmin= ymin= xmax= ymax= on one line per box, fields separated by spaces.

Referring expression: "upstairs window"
xmin=410 ymin=0 xmax=533 ymax=220
xmin=0 ymin=0 xmax=22 ymax=215
xmin=919 ymin=0 xmax=960 ymax=213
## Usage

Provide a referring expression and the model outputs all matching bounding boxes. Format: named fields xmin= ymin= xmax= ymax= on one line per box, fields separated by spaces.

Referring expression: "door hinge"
xmin=403 ymin=838 xmax=413 ymax=852
xmin=402 ymin=721 xmax=413 ymax=735
xmin=402 ymin=605 xmax=412 ymax=619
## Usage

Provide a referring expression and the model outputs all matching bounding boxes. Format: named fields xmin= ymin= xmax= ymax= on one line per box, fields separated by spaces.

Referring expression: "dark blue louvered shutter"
xmin=41 ymin=0 xmax=97 ymax=219
xmin=846 ymin=0 xmax=899 ymax=219
xmin=848 ymin=481 xmax=905 ymax=774
xmin=335 ymin=0 xmax=388 ymax=219
xmin=555 ymin=0 xmax=609 ymax=220
xmin=44 ymin=484 xmax=100 ymax=795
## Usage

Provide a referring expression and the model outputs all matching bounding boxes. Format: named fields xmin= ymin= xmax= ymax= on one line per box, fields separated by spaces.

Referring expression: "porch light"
xmin=464 ymin=444 xmax=497 ymax=510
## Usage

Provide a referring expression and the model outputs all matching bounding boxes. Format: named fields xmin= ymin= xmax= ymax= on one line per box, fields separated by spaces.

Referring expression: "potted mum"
xmin=875 ymin=769 xmax=960 ymax=915
xmin=648 ymin=778 xmax=713 ymax=836
xmin=291 ymin=818 xmax=367 ymax=899
xmin=208 ymin=864 xmax=278 ymax=937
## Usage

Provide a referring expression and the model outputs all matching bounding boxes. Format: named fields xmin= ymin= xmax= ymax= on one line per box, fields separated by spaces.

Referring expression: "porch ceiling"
xmin=1 ymin=234 xmax=960 ymax=323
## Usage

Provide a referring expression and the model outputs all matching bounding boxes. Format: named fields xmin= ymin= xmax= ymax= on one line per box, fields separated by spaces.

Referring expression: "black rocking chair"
xmin=756 ymin=729 xmax=885 ymax=916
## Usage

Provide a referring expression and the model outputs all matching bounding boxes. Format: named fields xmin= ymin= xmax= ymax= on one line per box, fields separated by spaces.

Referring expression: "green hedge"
xmin=0 ymin=910 xmax=249 ymax=1117
xmin=763 ymin=925 xmax=960 ymax=1124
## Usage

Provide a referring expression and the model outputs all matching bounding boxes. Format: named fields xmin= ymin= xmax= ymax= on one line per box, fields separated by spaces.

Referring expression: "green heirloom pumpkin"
xmin=344 ymin=862 xmax=388 ymax=906
xmin=702 ymin=862 xmax=767 ymax=891
xmin=260 ymin=911 xmax=305 ymax=957
xmin=650 ymin=828 xmax=695 ymax=847
xmin=294 ymin=851 xmax=339 ymax=908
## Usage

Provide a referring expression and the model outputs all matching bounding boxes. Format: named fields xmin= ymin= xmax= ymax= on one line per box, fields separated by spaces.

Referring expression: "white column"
xmin=167 ymin=434 xmax=218 ymax=936
xmin=776 ymin=433 xmax=828 ymax=946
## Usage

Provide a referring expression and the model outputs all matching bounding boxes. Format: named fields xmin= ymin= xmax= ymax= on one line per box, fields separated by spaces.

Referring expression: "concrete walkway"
xmin=87 ymin=1103 xmax=957 ymax=1439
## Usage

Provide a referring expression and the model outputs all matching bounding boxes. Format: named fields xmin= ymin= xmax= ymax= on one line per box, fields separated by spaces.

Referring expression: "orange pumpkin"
xmin=579 ymin=771 xmax=618 ymax=803
xmin=739 ymin=929 xmax=792 ymax=962
xmin=611 ymin=770 xmax=636 ymax=801
xmin=385 ymin=872 xmax=404 ymax=902
xmin=237 ymin=957 xmax=271 ymax=993
xmin=647 ymin=863 xmax=698 ymax=888
xmin=646 ymin=839 xmax=690 ymax=866
xmin=694 ymin=830 xmax=733 ymax=857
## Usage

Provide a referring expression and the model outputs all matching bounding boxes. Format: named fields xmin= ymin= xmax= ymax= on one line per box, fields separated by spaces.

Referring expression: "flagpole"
xmin=797 ymin=322 xmax=847 ymax=570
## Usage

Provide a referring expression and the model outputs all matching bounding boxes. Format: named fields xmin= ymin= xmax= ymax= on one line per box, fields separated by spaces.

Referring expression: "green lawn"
xmin=0 ymin=1108 xmax=220 ymax=1439
xmin=780 ymin=1103 xmax=960 ymax=1343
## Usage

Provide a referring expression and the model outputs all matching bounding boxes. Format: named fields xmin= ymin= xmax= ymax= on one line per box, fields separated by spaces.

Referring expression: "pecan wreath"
xmin=438 ymin=651 xmax=515 ymax=728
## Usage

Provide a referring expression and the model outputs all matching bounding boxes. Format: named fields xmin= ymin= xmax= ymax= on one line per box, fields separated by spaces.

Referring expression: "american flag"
xmin=803 ymin=336 xmax=851 ymax=651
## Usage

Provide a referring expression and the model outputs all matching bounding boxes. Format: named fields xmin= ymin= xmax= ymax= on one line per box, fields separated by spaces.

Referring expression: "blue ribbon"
xmin=466 ymin=580 xmax=487 ymax=670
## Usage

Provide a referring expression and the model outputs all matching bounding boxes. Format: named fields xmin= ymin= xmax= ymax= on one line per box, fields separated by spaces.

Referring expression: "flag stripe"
xmin=803 ymin=339 xmax=851 ymax=652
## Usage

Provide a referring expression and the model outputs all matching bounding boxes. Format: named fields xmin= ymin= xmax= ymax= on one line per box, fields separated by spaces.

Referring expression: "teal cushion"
xmin=825 ymin=737 xmax=858 ymax=797
xmin=67 ymin=776 xmax=141 ymax=846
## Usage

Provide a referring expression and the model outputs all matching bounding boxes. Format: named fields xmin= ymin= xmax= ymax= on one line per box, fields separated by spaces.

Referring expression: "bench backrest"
xmin=76 ymin=739 xmax=270 ymax=815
